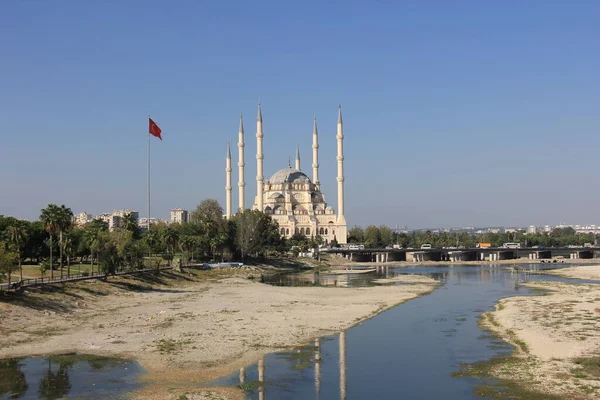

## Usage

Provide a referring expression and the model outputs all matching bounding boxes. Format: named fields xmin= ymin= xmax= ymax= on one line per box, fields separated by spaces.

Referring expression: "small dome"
xmin=269 ymin=168 xmax=311 ymax=185
xmin=264 ymin=206 xmax=272 ymax=211
xmin=325 ymin=206 xmax=334 ymax=211
xmin=269 ymin=192 xmax=284 ymax=199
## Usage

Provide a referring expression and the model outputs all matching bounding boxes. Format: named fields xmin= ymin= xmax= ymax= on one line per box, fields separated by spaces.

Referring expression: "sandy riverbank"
xmin=0 ymin=268 xmax=438 ymax=400
xmin=543 ymin=264 xmax=600 ymax=281
xmin=479 ymin=269 xmax=600 ymax=398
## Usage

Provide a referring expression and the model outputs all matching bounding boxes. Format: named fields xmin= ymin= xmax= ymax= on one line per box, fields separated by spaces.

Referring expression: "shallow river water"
xmin=0 ymin=354 xmax=143 ymax=400
xmin=212 ymin=264 xmax=599 ymax=399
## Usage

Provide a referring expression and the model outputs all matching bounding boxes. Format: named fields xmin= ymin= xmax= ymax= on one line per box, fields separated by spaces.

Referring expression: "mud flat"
xmin=0 ymin=269 xmax=438 ymax=400
xmin=475 ymin=280 xmax=600 ymax=399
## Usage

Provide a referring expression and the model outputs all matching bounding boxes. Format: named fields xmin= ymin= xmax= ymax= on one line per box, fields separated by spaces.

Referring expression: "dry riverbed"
xmin=0 ymin=268 xmax=438 ymax=400
xmin=544 ymin=264 xmax=600 ymax=281
xmin=475 ymin=266 xmax=600 ymax=399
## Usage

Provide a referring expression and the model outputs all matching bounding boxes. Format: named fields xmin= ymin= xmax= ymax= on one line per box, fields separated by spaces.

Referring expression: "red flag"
xmin=149 ymin=118 xmax=162 ymax=140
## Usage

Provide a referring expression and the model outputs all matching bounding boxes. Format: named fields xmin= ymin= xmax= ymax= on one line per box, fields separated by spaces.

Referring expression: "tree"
xmin=63 ymin=235 xmax=74 ymax=276
xmin=364 ymin=225 xmax=382 ymax=248
xmin=7 ymin=223 xmax=27 ymax=281
xmin=121 ymin=213 xmax=140 ymax=238
xmin=97 ymin=232 xmax=119 ymax=276
xmin=379 ymin=225 xmax=393 ymax=247
xmin=232 ymin=210 xmax=281 ymax=259
xmin=162 ymin=227 xmax=179 ymax=255
xmin=0 ymin=244 xmax=18 ymax=285
xmin=25 ymin=221 xmax=47 ymax=264
xmin=83 ymin=219 xmax=108 ymax=274
xmin=179 ymin=235 xmax=196 ymax=262
xmin=190 ymin=199 xmax=224 ymax=226
xmin=40 ymin=204 xmax=62 ymax=279
xmin=56 ymin=205 xmax=74 ymax=279
xmin=347 ymin=226 xmax=365 ymax=244
xmin=144 ymin=229 xmax=162 ymax=256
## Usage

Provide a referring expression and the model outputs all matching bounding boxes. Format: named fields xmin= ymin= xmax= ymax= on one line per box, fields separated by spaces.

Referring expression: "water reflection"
xmin=38 ymin=360 xmax=70 ymax=400
xmin=258 ymin=357 xmax=265 ymax=400
xmin=339 ymin=331 xmax=346 ymax=400
xmin=0 ymin=359 xmax=28 ymax=399
xmin=0 ymin=354 xmax=143 ymax=400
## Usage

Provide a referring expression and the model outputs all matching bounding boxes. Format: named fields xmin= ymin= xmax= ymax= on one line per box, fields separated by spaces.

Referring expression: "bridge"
xmin=327 ymin=247 xmax=599 ymax=263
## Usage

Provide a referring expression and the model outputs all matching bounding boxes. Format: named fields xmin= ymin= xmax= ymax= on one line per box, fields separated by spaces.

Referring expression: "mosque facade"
xmin=225 ymin=103 xmax=347 ymax=244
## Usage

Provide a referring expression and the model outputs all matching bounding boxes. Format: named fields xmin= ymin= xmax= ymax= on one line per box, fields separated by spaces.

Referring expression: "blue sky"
xmin=1 ymin=0 xmax=599 ymax=228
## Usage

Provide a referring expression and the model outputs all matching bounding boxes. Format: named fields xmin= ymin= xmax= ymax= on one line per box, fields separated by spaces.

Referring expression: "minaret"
xmin=336 ymin=105 xmax=346 ymax=225
xmin=237 ymin=114 xmax=245 ymax=211
xmin=295 ymin=143 xmax=301 ymax=170
xmin=312 ymin=117 xmax=319 ymax=184
xmin=256 ymin=102 xmax=264 ymax=211
xmin=225 ymin=141 xmax=232 ymax=219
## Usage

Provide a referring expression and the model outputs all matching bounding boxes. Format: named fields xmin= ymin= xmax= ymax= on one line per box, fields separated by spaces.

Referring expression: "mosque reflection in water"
xmin=238 ymin=331 xmax=347 ymax=400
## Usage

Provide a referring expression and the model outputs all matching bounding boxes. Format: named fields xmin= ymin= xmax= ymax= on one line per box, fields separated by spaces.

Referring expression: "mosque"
xmin=224 ymin=103 xmax=348 ymax=244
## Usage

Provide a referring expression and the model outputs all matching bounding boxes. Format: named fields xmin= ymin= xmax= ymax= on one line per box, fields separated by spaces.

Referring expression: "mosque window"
xmin=325 ymin=229 xmax=328 ymax=235
xmin=319 ymin=228 xmax=324 ymax=235
xmin=306 ymin=228 xmax=310 ymax=235
xmin=300 ymin=228 xmax=305 ymax=235
xmin=286 ymin=228 xmax=289 ymax=235
xmin=295 ymin=228 xmax=299 ymax=234
xmin=280 ymin=228 xmax=285 ymax=235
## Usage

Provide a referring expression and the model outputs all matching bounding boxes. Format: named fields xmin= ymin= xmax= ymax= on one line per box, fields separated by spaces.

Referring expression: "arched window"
xmin=325 ymin=229 xmax=328 ymax=235
xmin=300 ymin=228 xmax=305 ymax=235
xmin=295 ymin=228 xmax=299 ymax=234
xmin=280 ymin=228 xmax=285 ymax=235
xmin=332 ymin=230 xmax=335 ymax=235
xmin=286 ymin=228 xmax=289 ymax=235
xmin=306 ymin=228 xmax=310 ymax=235
xmin=319 ymin=228 xmax=324 ymax=235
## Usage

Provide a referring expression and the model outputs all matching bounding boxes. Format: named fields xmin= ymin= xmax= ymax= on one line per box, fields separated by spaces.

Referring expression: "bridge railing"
xmin=0 ymin=266 xmax=174 ymax=293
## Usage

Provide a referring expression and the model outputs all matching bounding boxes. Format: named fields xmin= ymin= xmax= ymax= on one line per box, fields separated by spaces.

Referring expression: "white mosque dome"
xmin=268 ymin=168 xmax=312 ymax=185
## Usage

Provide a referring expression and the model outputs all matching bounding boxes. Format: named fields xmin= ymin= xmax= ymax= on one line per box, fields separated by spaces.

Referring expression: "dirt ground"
xmin=481 ymin=268 xmax=600 ymax=399
xmin=0 ymin=268 xmax=438 ymax=400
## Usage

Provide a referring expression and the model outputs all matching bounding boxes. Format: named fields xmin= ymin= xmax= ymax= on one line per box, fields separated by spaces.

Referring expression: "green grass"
xmin=571 ymin=357 xmax=600 ymax=380
xmin=452 ymin=356 xmax=564 ymax=400
xmin=239 ymin=381 xmax=268 ymax=392
xmin=155 ymin=338 xmax=193 ymax=354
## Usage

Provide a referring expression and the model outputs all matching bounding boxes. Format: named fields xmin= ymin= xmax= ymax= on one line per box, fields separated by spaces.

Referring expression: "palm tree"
xmin=121 ymin=213 xmax=139 ymax=236
xmin=84 ymin=219 xmax=108 ymax=275
xmin=7 ymin=224 xmax=27 ymax=282
xmin=40 ymin=204 xmax=61 ymax=279
xmin=56 ymin=205 xmax=73 ymax=280
xmin=179 ymin=236 xmax=196 ymax=263
xmin=63 ymin=236 xmax=73 ymax=277
xmin=162 ymin=227 xmax=179 ymax=254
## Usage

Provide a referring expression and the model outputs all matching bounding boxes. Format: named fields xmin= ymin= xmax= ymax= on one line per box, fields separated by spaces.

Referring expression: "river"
xmin=211 ymin=263 xmax=598 ymax=399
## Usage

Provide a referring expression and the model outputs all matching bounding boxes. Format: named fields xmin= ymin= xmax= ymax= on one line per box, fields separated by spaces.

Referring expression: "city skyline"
xmin=2 ymin=1 xmax=599 ymax=227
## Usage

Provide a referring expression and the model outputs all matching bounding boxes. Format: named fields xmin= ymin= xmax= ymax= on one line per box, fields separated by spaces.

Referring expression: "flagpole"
xmin=147 ymin=114 xmax=151 ymax=235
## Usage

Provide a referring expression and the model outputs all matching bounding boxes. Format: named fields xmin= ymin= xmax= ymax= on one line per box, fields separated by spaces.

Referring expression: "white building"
xmin=74 ymin=212 xmax=93 ymax=226
xmin=96 ymin=209 xmax=139 ymax=231
xmin=224 ymin=103 xmax=348 ymax=244
xmin=527 ymin=225 xmax=537 ymax=234
xmin=139 ymin=217 xmax=166 ymax=229
xmin=170 ymin=208 xmax=189 ymax=224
